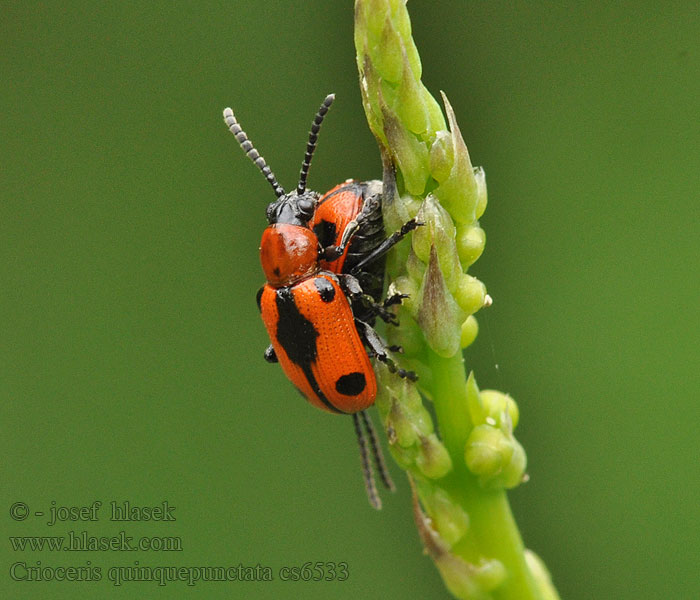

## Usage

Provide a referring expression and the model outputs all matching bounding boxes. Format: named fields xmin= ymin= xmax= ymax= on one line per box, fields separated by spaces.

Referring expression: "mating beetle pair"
xmin=223 ymin=95 xmax=420 ymax=508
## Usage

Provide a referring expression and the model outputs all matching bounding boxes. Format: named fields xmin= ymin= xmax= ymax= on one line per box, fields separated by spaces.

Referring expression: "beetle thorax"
xmin=260 ymin=224 xmax=319 ymax=287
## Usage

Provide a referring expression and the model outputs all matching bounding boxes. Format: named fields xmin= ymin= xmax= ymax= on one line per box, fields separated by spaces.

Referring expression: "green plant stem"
xmin=429 ymin=348 xmax=542 ymax=600
xmin=427 ymin=349 xmax=470 ymax=460
xmin=354 ymin=1 xmax=561 ymax=597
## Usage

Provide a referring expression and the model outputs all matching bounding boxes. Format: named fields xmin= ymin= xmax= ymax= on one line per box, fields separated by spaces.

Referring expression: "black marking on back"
xmin=312 ymin=219 xmax=337 ymax=249
xmin=274 ymin=288 xmax=318 ymax=370
xmin=274 ymin=286 xmax=343 ymax=413
xmin=335 ymin=372 xmax=367 ymax=396
xmin=314 ymin=277 xmax=336 ymax=302
xmin=315 ymin=181 xmax=362 ymax=248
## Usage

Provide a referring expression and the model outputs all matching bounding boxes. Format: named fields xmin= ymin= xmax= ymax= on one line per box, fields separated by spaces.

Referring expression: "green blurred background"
xmin=2 ymin=2 xmax=698 ymax=598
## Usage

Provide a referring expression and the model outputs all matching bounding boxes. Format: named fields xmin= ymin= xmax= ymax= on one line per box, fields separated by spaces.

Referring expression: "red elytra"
xmin=258 ymin=273 xmax=377 ymax=414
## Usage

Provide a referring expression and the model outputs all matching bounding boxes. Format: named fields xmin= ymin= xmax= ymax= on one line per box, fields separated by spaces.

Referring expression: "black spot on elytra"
xmin=335 ymin=372 xmax=367 ymax=396
xmin=313 ymin=219 xmax=337 ymax=249
xmin=275 ymin=288 xmax=318 ymax=367
xmin=273 ymin=267 xmax=281 ymax=277
xmin=314 ymin=277 xmax=335 ymax=302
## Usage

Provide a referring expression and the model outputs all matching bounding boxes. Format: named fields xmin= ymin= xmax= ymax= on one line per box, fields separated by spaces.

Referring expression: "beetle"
xmin=223 ymin=94 xmax=418 ymax=508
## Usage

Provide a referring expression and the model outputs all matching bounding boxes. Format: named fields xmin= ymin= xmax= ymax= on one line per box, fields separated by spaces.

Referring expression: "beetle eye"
xmin=297 ymin=197 xmax=315 ymax=218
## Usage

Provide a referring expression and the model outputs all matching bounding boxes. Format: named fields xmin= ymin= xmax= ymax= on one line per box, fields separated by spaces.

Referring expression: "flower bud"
xmin=474 ymin=166 xmax=488 ymax=219
xmin=456 ymin=224 xmax=486 ymax=268
xmin=381 ymin=101 xmax=430 ymax=195
xmin=395 ymin=47 xmax=429 ymax=134
xmin=416 ymin=434 xmax=453 ymax=479
xmin=464 ymin=425 xmax=509 ymax=476
xmin=377 ymin=373 xmax=434 ymax=441
xmin=525 ymin=549 xmax=560 ymax=600
xmin=374 ymin=16 xmax=403 ymax=83
xmin=460 ymin=315 xmax=479 ymax=349
xmin=429 ymin=130 xmax=455 ymax=182
xmin=417 ymin=483 xmax=469 ymax=548
xmin=464 ymin=425 xmax=527 ymax=490
xmin=480 ymin=389 xmax=519 ymax=430
xmin=405 ymin=250 xmax=426 ymax=289
xmin=454 ymin=273 xmax=487 ymax=316
xmin=472 ymin=558 xmax=508 ymax=593
xmin=412 ymin=196 xmax=456 ymax=256
xmin=389 ymin=0 xmax=421 ymax=79
xmin=357 ymin=53 xmax=387 ymax=146
xmin=424 ymin=86 xmax=447 ymax=133
xmin=387 ymin=439 xmax=418 ymax=470
xmin=412 ymin=196 xmax=461 ymax=289
xmin=363 ymin=0 xmax=389 ymax=42
xmin=416 ymin=245 xmax=466 ymax=357
xmin=436 ymin=553 xmax=505 ymax=600
xmin=433 ymin=93 xmax=478 ymax=225
xmin=387 ymin=395 xmax=420 ymax=448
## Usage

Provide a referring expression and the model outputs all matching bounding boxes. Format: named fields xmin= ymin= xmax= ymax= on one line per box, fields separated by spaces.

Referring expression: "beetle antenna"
xmin=297 ymin=93 xmax=335 ymax=195
xmin=223 ymin=108 xmax=286 ymax=198
xmin=352 ymin=413 xmax=381 ymax=510
xmin=360 ymin=410 xmax=395 ymax=491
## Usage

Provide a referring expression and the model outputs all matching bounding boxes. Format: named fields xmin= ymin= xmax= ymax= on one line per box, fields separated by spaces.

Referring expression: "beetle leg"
xmin=339 ymin=274 xmax=400 ymax=325
xmin=383 ymin=292 xmax=408 ymax=308
xmin=362 ymin=299 xmax=399 ymax=326
xmin=350 ymin=218 xmax=423 ymax=274
xmin=355 ymin=320 xmax=418 ymax=381
xmin=264 ymin=345 xmax=278 ymax=363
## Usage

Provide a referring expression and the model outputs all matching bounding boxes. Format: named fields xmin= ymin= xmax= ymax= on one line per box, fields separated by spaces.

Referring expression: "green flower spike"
xmin=355 ymin=1 xmax=560 ymax=599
